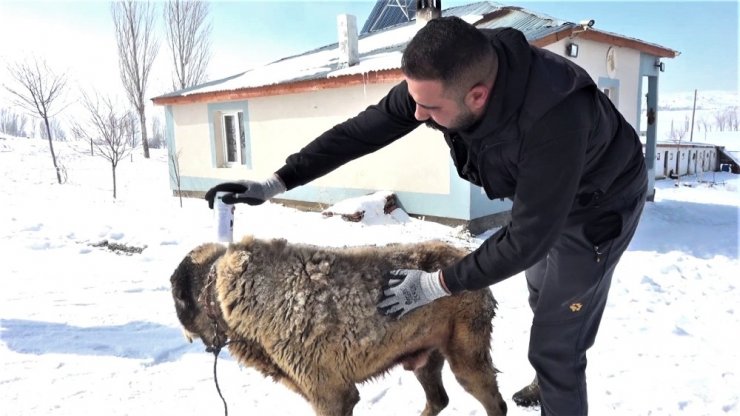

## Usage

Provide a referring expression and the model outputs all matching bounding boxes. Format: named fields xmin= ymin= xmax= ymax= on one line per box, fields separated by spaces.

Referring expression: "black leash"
xmin=207 ymin=341 xmax=230 ymax=416
xmin=207 ymin=336 xmax=252 ymax=416
xmin=199 ymin=263 xmax=253 ymax=416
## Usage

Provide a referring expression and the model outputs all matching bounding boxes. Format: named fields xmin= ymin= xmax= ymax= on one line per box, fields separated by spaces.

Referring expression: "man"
xmin=205 ymin=17 xmax=647 ymax=415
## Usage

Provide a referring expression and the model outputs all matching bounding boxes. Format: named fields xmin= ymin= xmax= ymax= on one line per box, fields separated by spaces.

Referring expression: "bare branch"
xmin=164 ymin=0 xmax=212 ymax=90
xmin=73 ymin=90 xmax=136 ymax=198
xmin=112 ymin=0 xmax=160 ymax=159
xmin=4 ymin=58 xmax=68 ymax=121
xmin=3 ymin=57 xmax=68 ymax=183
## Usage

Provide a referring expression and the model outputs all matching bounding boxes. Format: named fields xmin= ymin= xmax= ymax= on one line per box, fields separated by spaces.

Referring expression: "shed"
xmin=648 ymin=141 xmax=721 ymax=178
xmin=152 ymin=1 xmax=679 ymax=232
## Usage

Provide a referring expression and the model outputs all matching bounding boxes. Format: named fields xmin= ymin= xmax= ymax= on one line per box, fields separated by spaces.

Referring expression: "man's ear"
xmin=466 ymin=84 xmax=490 ymax=112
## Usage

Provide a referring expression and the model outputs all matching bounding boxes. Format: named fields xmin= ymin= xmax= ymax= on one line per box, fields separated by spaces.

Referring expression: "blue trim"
xmin=180 ymin=174 xmax=475 ymax=219
xmin=206 ymin=101 xmax=252 ymax=169
xmin=597 ymin=77 xmax=620 ymax=109
xmin=178 ymin=156 xmax=512 ymax=220
xmin=470 ymin=183 xmax=512 ymax=218
xmin=639 ymin=53 xmax=662 ymax=77
xmin=637 ymin=52 xmax=663 ymax=134
xmin=597 ymin=77 xmax=620 ymax=89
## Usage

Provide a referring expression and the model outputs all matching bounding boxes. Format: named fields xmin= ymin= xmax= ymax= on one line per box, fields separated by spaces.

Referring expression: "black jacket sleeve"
xmin=276 ymin=81 xmax=421 ymax=190
xmin=442 ymin=92 xmax=594 ymax=292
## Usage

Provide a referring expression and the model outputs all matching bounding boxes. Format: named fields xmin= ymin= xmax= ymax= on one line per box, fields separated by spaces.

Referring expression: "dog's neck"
xmin=198 ymin=262 xmax=229 ymax=351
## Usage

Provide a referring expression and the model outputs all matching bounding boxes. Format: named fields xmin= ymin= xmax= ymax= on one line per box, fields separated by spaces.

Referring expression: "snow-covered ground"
xmin=0 ymin=132 xmax=738 ymax=415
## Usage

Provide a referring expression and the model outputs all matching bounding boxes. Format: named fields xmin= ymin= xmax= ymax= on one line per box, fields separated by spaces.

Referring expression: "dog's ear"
xmin=170 ymin=257 xmax=195 ymax=310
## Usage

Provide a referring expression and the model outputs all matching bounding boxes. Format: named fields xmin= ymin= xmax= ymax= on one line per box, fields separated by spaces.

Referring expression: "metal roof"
xmin=473 ymin=6 xmax=571 ymax=41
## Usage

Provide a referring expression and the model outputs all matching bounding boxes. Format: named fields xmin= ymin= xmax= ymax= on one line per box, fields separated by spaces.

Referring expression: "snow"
xmin=1 ymin=132 xmax=739 ymax=415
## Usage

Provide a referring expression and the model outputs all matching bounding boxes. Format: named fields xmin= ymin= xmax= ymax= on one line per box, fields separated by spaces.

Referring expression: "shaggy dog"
xmin=170 ymin=236 xmax=507 ymax=416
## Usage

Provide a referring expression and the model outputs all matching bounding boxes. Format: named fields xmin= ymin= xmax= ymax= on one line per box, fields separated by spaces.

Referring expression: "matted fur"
xmin=171 ymin=236 xmax=507 ymax=416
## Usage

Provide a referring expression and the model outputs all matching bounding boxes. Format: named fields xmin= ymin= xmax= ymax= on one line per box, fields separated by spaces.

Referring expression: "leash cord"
xmin=208 ymin=338 xmax=250 ymax=416
xmin=209 ymin=345 xmax=229 ymax=416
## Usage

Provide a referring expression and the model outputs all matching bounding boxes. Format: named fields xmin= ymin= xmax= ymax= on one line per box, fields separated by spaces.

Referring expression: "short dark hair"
xmin=402 ymin=16 xmax=497 ymax=97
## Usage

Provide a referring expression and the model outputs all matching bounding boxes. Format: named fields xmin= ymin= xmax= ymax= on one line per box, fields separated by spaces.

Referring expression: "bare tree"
xmin=39 ymin=118 xmax=66 ymax=141
xmin=0 ymin=107 xmax=29 ymax=137
xmin=726 ymin=106 xmax=738 ymax=131
xmin=668 ymin=118 xmax=687 ymax=141
xmin=169 ymin=147 xmax=183 ymax=207
xmin=71 ymin=91 xmax=135 ymax=199
xmin=164 ymin=0 xmax=211 ymax=90
xmin=150 ymin=115 xmax=165 ymax=149
xmin=112 ymin=0 xmax=159 ymax=159
xmin=124 ymin=110 xmax=139 ymax=162
xmin=4 ymin=57 xmax=68 ymax=183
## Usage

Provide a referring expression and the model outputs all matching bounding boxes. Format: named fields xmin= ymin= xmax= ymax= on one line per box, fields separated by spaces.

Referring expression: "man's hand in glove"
xmin=377 ymin=269 xmax=450 ymax=318
xmin=204 ymin=174 xmax=286 ymax=209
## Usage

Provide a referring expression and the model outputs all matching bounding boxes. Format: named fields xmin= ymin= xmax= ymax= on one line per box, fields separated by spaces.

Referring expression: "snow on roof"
xmin=156 ymin=2 xmax=503 ymax=99
xmin=153 ymin=1 xmax=675 ymax=101
xmin=158 ymin=16 xmax=420 ymax=98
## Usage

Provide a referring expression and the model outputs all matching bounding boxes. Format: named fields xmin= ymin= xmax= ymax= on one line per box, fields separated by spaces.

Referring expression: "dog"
xmin=170 ymin=235 xmax=507 ymax=416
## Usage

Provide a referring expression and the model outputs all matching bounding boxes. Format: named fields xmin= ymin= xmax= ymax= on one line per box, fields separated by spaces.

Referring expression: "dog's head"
xmin=170 ymin=243 xmax=228 ymax=348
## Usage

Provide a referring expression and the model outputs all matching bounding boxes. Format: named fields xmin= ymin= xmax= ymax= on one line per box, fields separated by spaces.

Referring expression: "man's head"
xmin=402 ymin=16 xmax=498 ymax=131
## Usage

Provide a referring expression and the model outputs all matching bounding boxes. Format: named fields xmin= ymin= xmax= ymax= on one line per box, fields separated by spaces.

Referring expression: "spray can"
xmin=215 ymin=192 xmax=235 ymax=243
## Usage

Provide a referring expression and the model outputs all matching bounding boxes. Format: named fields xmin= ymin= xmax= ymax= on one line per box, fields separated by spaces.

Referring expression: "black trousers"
xmin=525 ymin=190 xmax=646 ymax=416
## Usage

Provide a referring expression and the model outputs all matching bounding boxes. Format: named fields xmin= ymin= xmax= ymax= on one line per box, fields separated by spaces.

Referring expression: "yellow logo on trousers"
xmin=569 ymin=303 xmax=583 ymax=312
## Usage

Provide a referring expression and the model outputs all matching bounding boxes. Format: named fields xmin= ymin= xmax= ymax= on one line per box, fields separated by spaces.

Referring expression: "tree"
xmin=164 ymin=0 xmax=211 ymax=90
xmin=0 ymin=107 xmax=29 ymax=137
xmin=71 ymin=91 xmax=135 ymax=199
xmin=150 ymin=115 xmax=165 ymax=149
xmin=169 ymin=148 xmax=183 ymax=207
xmin=112 ymin=0 xmax=159 ymax=159
xmin=39 ymin=118 xmax=66 ymax=141
xmin=4 ymin=57 xmax=68 ymax=183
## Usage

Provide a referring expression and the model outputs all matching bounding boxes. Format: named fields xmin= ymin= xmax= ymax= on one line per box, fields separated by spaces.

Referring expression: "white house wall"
xmin=246 ymin=83 xmax=451 ymax=195
xmin=169 ymin=103 xmax=213 ymax=173
xmin=168 ymin=82 xmax=469 ymax=217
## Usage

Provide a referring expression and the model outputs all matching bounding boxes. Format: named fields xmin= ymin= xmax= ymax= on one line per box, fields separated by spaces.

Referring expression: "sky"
xmin=0 ymin=0 xmax=737 ymax=107
xmin=1 ymin=124 xmax=739 ymax=414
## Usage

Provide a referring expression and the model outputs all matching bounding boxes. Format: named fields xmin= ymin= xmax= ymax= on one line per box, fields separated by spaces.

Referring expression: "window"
xmin=598 ymin=78 xmax=619 ymax=107
xmin=221 ymin=111 xmax=246 ymax=166
xmin=670 ymin=153 xmax=674 ymax=160
xmin=657 ymin=153 xmax=661 ymax=160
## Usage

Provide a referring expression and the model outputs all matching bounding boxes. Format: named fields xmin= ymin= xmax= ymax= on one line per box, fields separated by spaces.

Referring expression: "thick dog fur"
xmin=170 ymin=236 xmax=507 ymax=416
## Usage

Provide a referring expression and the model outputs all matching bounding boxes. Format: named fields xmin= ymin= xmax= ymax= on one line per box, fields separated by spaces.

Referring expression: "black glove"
xmin=204 ymin=175 xmax=286 ymax=209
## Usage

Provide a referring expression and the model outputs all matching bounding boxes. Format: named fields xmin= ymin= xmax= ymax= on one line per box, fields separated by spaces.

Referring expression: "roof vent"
xmin=337 ymin=14 xmax=359 ymax=67
xmin=416 ymin=0 xmax=441 ymax=27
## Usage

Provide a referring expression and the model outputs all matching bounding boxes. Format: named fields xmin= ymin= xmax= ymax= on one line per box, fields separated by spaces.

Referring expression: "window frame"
xmin=221 ymin=111 xmax=245 ymax=167
xmin=207 ymin=101 xmax=251 ymax=170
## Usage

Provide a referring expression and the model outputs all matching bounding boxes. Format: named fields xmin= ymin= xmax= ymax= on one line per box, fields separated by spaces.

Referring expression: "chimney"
xmin=337 ymin=14 xmax=359 ymax=67
xmin=416 ymin=0 xmax=441 ymax=27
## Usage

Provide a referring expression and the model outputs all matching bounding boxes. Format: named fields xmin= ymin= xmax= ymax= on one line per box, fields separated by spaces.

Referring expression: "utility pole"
xmin=689 ymin=89 xmax=697 ymax=142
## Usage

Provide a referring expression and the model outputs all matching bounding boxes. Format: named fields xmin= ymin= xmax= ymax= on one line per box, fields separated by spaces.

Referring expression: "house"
xmin=152 ymin=1 xmax=679 ymax=232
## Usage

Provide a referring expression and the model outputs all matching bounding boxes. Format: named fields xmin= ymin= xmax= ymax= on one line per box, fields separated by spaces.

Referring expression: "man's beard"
xmin=423 ymin=107 xmax=479 ymax=133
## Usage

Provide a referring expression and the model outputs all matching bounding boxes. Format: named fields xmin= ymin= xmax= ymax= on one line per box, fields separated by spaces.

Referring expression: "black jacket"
xmin=276 ymin=28 xmax=647 ymax=293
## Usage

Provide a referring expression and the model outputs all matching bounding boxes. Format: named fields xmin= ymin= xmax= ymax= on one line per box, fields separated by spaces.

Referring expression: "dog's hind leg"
xmin=445 ymin=326 xmax=508 ymax=416
xmin=413 ymin=349 xmax=449 ymax=416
